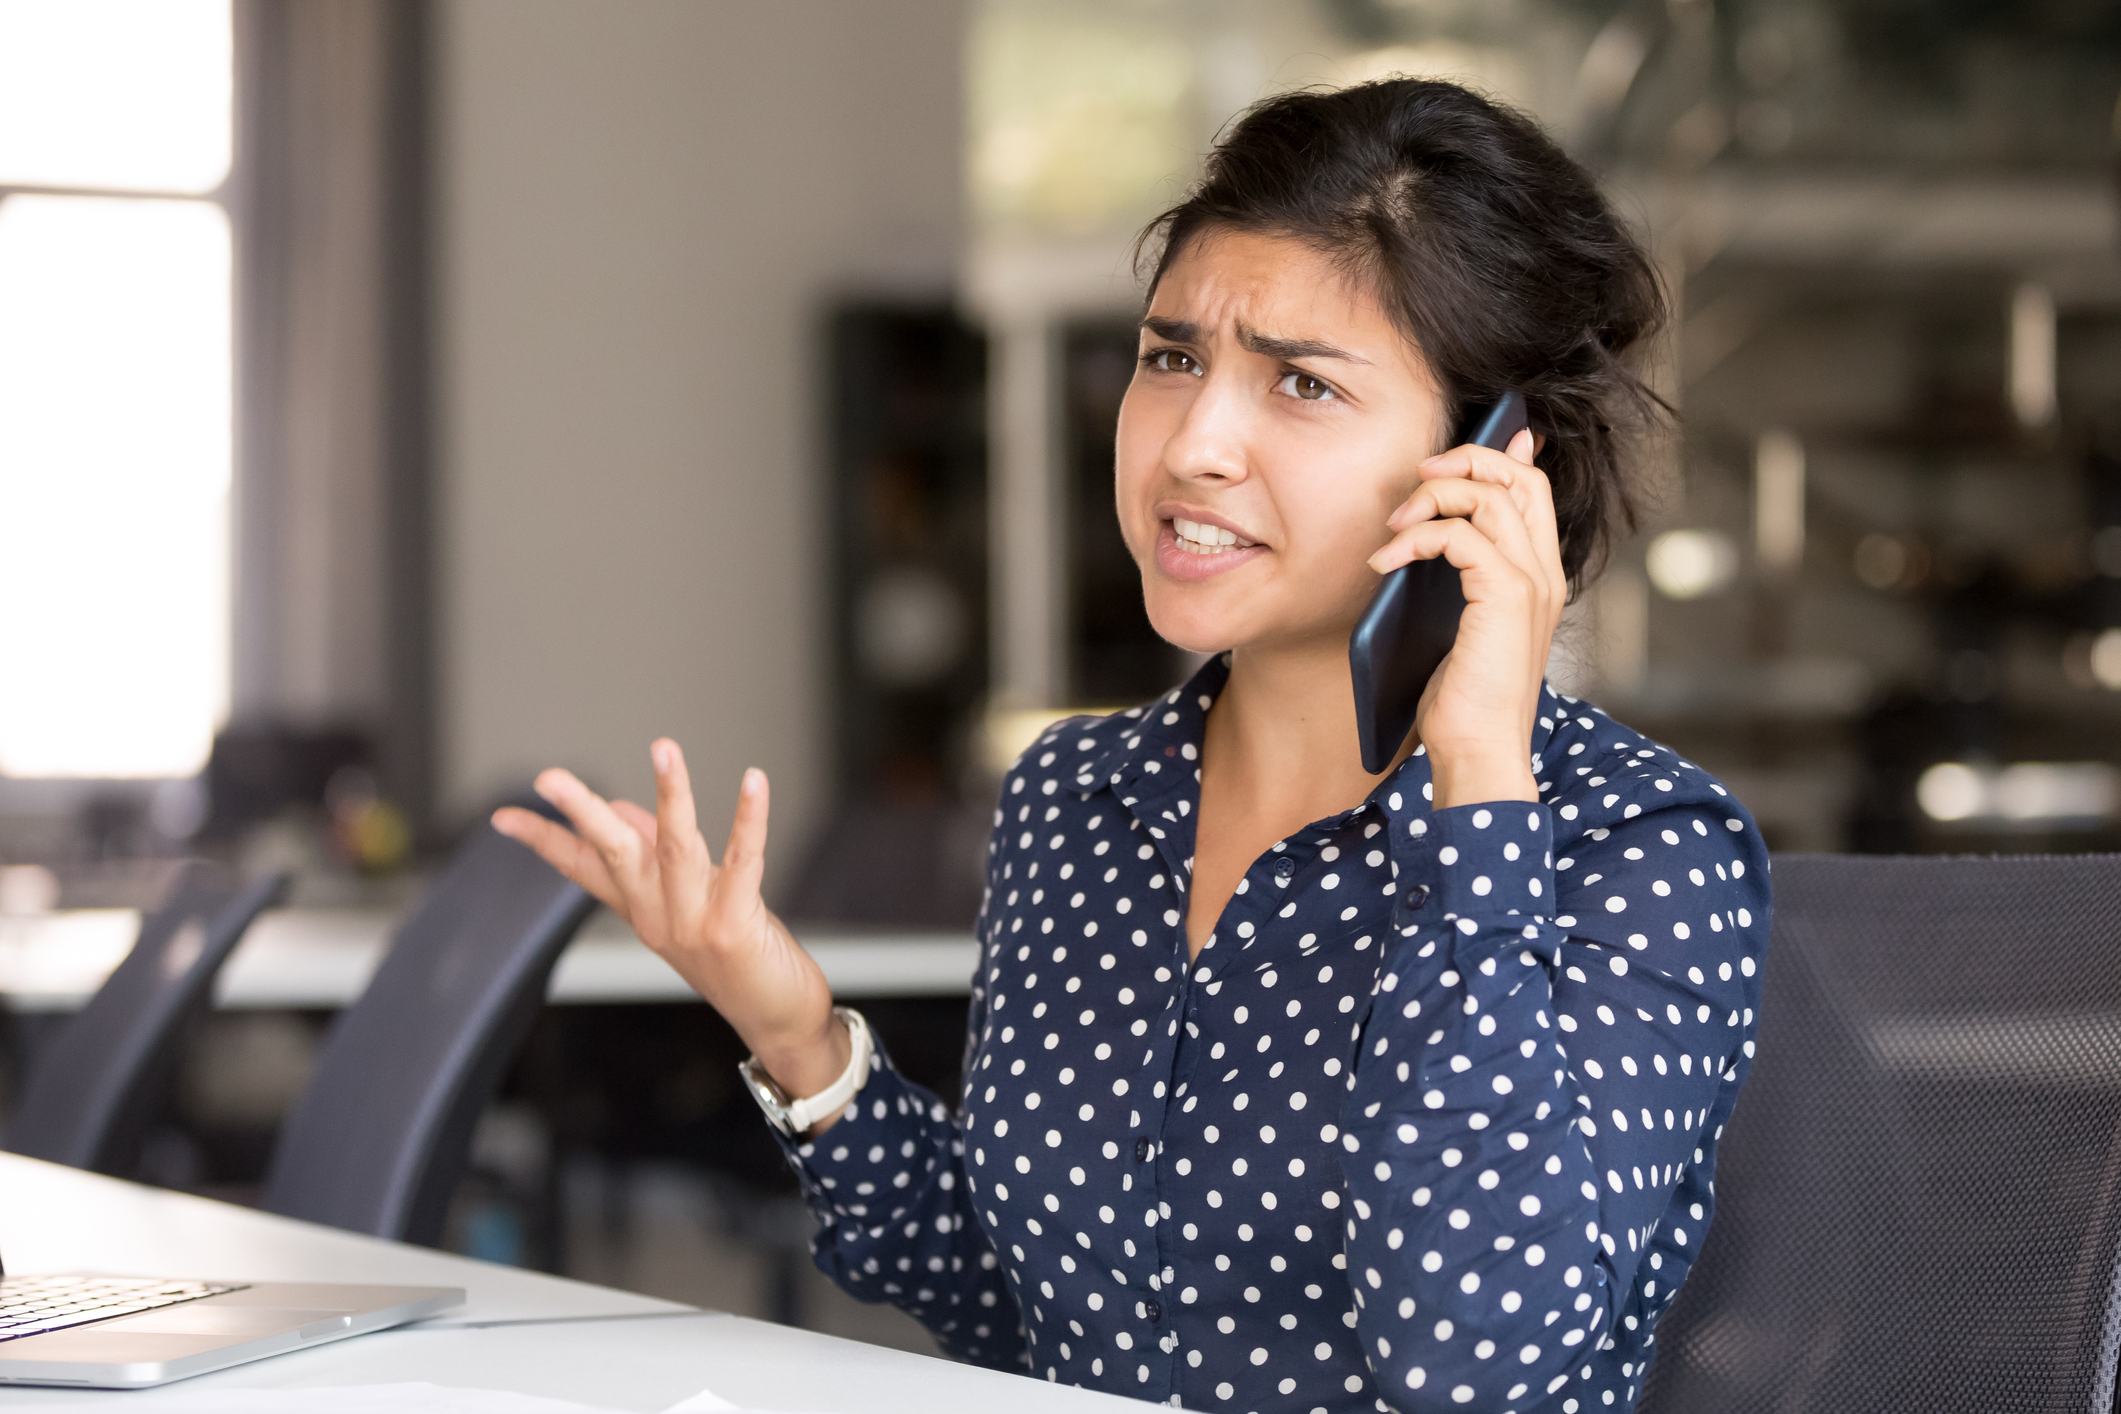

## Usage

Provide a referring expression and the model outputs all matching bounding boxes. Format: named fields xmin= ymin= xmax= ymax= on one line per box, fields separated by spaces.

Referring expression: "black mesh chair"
xmin=261 ymin=806 xmax=596 ymax=1245
xmin=5 ymin=862 xmax=289 ymax=1176
xmin=1640 ymin=853 xmax=2121 ymax=1414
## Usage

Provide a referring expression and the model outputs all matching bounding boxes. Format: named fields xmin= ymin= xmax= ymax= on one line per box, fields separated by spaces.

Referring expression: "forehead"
xmin=1148 ymin=229 xmax=1416 ymax=365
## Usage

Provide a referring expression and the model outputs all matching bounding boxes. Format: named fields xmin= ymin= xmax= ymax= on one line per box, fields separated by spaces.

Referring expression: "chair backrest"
xmin=1639 ymin=853 xmax=2121 ymax=1414
xmin=6 ymin=862 xmax=289 ymax=1174
xmin=261 ymin=811 xmax=594 ymax=1245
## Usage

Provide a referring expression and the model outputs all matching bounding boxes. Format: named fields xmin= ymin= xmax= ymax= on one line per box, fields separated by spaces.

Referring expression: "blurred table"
xmin=0 ymin=1153 xmax=1152 ymax=1412
xmin=0 ymin=912 xmax=977 ymax=1013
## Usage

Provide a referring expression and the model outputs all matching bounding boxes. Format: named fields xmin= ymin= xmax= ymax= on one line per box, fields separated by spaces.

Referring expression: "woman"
xmin=497 ymin=79 xmax=1769 ymax=1414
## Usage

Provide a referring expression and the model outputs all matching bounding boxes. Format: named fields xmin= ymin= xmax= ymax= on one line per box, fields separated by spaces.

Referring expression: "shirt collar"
xmin=1074 ymin=653 xmax=1226 ymax=799
xmin=1074 ymin=652 xmax=1565 ymax=829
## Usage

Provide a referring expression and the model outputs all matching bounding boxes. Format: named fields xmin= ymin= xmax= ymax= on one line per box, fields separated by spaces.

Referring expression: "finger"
xmin=1378 ymin=478 xmax=1544 ymax=584
xmin=712 ymin=768 xmax=772 ymax=922
xmin=1401 ymin=441 xmax=1538 ymax=519
xmin=1491 ymin=428 xmax=1565 ymax=604
xmin=611 ymin=798 xmax=660 ymax=845
xmin=1368 ymin=518 xmax=1535 ymax=608
xmin=1374 ymin=519 xmax=1552 ymax=728
xmin=651 ymin=739 xmax=712 ymax=945
xmin=533 ymin=768 xmax=653 ymax=892
xmin=491 ymin=806 xmax=627 ymax=911
xmin=1413 ymin=438 xmax=1531 ymax=480
xmin=1404 ymin=438 xmax=1564 ymax=604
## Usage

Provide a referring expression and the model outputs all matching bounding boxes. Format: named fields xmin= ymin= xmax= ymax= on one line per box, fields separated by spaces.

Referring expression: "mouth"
xmin=1153 ymin=513 xmax=1268 ymax=582
xmin=1169 ymin=515 xmax=1259 ymax=556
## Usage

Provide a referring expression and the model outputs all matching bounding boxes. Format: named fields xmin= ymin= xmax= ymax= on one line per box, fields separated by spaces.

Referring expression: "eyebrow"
xmin=1139 ymin=316 xmax=1370 ymax=365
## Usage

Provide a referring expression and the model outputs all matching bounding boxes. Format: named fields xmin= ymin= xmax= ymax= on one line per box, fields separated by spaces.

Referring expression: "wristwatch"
xmin=739 ymin=1007 xmax=873 ymax=1140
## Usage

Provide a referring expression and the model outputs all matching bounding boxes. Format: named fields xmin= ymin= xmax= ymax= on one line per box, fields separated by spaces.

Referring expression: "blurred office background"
xmin=0 ymin=0 xmax=2117 ymax=1354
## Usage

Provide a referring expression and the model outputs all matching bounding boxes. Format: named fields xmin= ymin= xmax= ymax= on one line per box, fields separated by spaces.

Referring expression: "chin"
xmin=1139 ymin=585 xmax=1249 ymax=658
xmin=1143 ymin=576 xmax=1372 ymax=664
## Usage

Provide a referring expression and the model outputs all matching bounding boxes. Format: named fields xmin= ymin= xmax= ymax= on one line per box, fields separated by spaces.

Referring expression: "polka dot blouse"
xmin=778 ymin=655 xmax=1770 ymax=1414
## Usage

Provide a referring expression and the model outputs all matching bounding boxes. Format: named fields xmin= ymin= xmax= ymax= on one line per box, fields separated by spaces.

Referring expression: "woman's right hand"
xmin=491 ymin=741 xmax=849 ymax=1107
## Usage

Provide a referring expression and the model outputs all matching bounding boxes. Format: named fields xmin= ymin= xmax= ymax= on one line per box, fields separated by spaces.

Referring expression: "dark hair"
xmin=1136 ymin=79 xmax=1668 ymax=592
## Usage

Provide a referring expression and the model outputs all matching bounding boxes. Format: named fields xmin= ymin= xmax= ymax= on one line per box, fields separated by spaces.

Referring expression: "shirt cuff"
xmin=1407 ymin=800 xmax=1557 ymax=926
xmin=772 ymin=1047 xmax=922 ymax=1216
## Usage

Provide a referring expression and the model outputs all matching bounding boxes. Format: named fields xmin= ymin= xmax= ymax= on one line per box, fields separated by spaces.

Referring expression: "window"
xmin=0 ymin=0 xmax=233 ymax=778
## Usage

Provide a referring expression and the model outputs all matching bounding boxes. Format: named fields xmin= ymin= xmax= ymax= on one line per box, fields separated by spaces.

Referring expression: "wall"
xmin=435 ymin=0 xmax=964 ymax=877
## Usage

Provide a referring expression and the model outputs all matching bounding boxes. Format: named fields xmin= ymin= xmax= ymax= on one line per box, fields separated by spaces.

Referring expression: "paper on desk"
xmin=657 ymin=1391 xmax=738 ymax=1413
xmin=656 ymin=1388 xmax=843 ymax=1414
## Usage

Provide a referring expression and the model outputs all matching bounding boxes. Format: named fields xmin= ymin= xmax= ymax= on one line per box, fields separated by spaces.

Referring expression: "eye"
xmin=1276 ymin=370 xmax=1339 ymax=401
xmin=1143 ymin=348 xmax=1202 ymax=377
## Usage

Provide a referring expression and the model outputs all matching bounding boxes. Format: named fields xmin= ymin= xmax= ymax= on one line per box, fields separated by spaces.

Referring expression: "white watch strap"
xmin=783 ymin=1007 xmax=873 ymax=1135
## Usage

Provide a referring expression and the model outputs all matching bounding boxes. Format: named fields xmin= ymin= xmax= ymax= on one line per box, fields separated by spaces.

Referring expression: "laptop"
xmin=0 ymin=1265 xmax=462 ymax=1389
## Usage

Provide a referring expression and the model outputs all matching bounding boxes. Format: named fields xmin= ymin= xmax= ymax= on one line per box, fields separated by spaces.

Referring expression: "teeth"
xmin=1173 ymin=517 xmax=1246 ymax=554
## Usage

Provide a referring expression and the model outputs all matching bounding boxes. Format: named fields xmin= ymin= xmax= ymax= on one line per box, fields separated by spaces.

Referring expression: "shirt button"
xmin=1134 ymin=1137 xmax=1153 ymax=1162
xmin=1142 ymin=1297 xmax=1163 ymax=1323
xmin=1273 ymin=855 xmax=1296 ymax=882
xmin=1404 ymin=883 xmax=1431 ymax=909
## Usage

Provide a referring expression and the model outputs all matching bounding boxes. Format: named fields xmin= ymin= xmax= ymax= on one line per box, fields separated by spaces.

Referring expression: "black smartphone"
xmin=1348 ymin=391 xmax=1531 ymax=775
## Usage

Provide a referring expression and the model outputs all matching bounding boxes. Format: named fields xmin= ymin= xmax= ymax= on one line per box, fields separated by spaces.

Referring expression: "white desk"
xmin=0 ymin=913 xmax=977 ymax=1013
xmin=0 ymin=1154 xmax=1150 ymax=1413
xmin=0 ymin=1154 xmax=683 ymax=1327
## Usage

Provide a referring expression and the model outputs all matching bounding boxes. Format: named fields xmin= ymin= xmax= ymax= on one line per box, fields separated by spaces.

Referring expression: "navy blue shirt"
xmin=779 ymin=656 xmax=1770 ymax=1414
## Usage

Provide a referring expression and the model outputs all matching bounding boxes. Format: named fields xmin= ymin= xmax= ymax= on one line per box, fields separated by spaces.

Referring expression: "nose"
xmin=1160 ymin=374 xmax=1251 ymax=487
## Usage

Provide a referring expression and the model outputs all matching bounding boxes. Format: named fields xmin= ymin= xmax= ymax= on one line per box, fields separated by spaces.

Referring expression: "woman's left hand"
xmin=1365 ymin=425 xmax=1565 ymax=809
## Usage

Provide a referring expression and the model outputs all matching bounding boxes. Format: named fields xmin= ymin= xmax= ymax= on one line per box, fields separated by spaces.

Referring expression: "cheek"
xmin=1113 ymin=391 xmax=1163 ymax=540
xmin=1262 ymin=456 xmax=1410 ymax=626
xmin=1277 ymin=459 xmax=1399 ymax=567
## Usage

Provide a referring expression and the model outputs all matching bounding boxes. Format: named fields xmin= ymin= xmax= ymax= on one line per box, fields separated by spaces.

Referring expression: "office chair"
xmin=1638 ymin=853 xmax=2121 ymax=1414
xmin=6 ymin=862 xmax=290 ymax=1176
xmin=261 ymin=801 xmax=595 ymax=1246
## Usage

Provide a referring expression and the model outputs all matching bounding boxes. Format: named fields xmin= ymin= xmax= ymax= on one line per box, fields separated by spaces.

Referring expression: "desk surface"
xmin=0 ymin=1155 xmax=1149 ymax=1413
xmin=0 ymin=1153 xmax=683 ymax=1327
xmin=0 ymin=912 xmax=977 ymax=1012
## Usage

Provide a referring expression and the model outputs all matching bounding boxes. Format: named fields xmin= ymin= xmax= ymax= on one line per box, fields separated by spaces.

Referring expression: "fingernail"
xmin=490 ymin=810 xmax=515 ymax=834
xmin=742 ymin=767 xmax=763 ymax=795
xmin=652 ymin=741 xmax=672 ymax=771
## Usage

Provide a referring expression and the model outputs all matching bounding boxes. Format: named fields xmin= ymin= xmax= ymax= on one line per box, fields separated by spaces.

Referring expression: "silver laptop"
xmin=0 ymin=1269 xmax=462 ymax=1388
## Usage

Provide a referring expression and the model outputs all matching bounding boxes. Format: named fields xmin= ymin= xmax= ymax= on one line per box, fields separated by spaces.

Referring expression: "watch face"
xmin=740 ymin=1058 xmax=797 ymax=1135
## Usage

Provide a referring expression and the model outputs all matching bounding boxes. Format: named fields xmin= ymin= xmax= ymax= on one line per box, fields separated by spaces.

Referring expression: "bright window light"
xmin=0 ymin=194 xmax=231 ymax=778
xmin=0 ymin=0 xmax=231 ymax=194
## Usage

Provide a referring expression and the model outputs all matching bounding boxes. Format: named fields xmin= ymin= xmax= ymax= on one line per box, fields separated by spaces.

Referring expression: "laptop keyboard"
xmin=0 ymin=1275 xmax=246 ymax=1342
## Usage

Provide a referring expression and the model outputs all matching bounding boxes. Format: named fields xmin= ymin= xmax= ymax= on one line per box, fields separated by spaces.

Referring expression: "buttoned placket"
xmin=1097 ymin=745 xmax=1194 ymax=1404
xmin=1090 ymin=732 xmax=1424 ymax=1405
